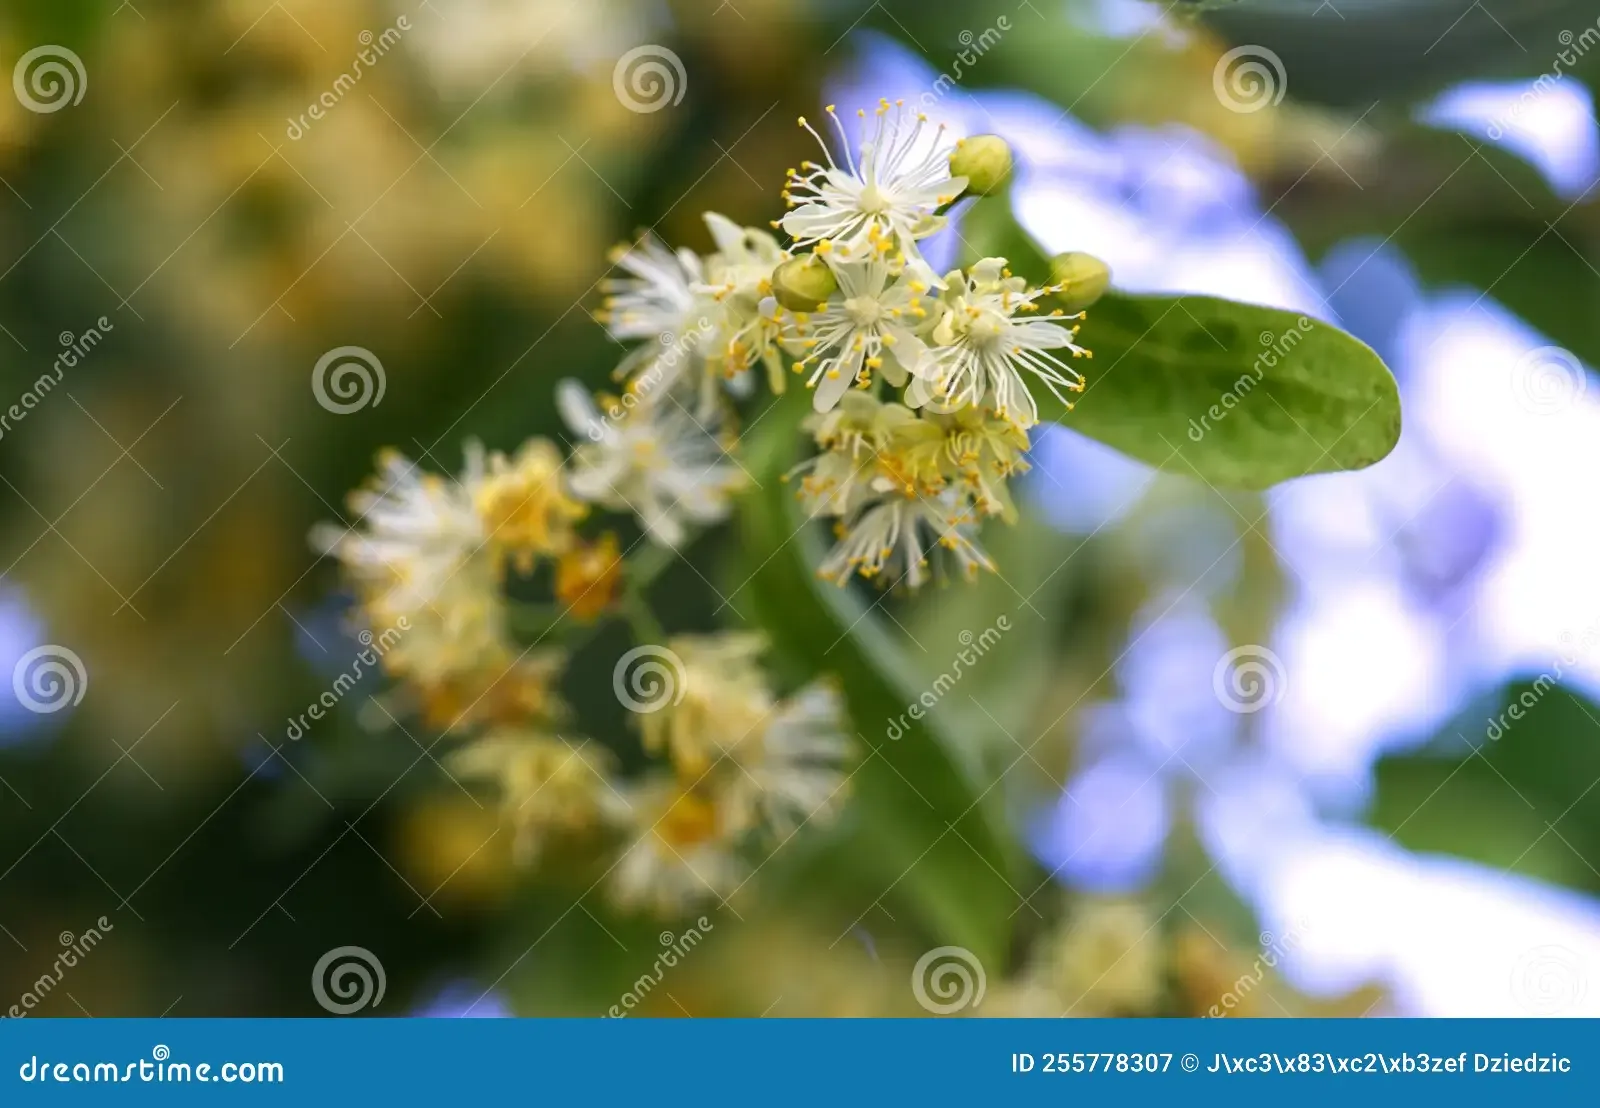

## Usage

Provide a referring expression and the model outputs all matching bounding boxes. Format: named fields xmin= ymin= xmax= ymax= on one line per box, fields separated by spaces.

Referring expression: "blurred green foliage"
xmin=0 ymin=0 xmax=1597 ymax=1018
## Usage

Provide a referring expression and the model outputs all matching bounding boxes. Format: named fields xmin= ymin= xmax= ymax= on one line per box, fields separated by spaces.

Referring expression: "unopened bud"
xmin=949 ymin=135 xmax=1013 ymax=196
xmin=772 ymin=254 xmax=839 ymax=311
xmin=1048 ymin=251 xmax=1112 ymax=312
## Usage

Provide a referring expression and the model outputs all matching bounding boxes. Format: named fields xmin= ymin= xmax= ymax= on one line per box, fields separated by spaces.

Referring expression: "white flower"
xmin=311 ymin=445 xmax=504 ymax=685
xmin=632 ymin=633 xmax=853 ymax=838
xmin=907 ymin=257 xmax=1089 ymax=427
xmin=610 ymin=778 xmax=748 ymax=916
xmin=558 ymin=381 xmax=746 ymax=548
xmin=599 ymin=233 xmax=710 ymax=388
xmin=314 ymin=445 xmax=483 ymax=602
xmin=725 ymin=681 xmax=852 ymax=838
xmin=696 ymin=213 xmax=789 ymax=388
xmin=781 ymin=101 xmax=966 ymax=261
xmin=601 ymin=234 xmax=704 ymax=344
xmin=785 ymin=257 xmax=934 ymax=412
xmin=701 ymin=212 xmax=786 ymax=300
xmin=818 ymin=489 xmax=995 ymax=589
xmin=792 ymin=392 xmax=922 ymax=517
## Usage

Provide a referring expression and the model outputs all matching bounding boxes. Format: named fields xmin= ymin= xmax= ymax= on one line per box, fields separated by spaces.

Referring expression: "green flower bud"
xmin=1048 ymin=251 xmax=1112 ymax=312
xmin=948 ymin=135 xmax=1013 ymax=197
xmin=771 ymin=254 xmax=838 ymax=311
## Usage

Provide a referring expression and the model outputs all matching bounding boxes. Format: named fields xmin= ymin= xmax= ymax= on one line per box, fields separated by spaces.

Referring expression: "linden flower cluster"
xmin=314 ymin=343 xmax=849 ymax=915
xmin=314 ymin=100 xmax=1103 ymax=916
xmin=316 ymin=426 xmax=853 ymax=915
xmin=602 ymin=99 xmax=1100 ymax=588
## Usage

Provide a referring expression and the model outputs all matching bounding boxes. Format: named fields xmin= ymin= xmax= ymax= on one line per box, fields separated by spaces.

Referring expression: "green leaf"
xmin=960 ymin=196 xmax=1402 ymax=490
xmin=729 ymin=391 xmax=1019 ymax=967
xmin=1066 ymin=292 xmax=1401 ymax=489
xmin=1372 ymin=679 xmax=1600 ymax=896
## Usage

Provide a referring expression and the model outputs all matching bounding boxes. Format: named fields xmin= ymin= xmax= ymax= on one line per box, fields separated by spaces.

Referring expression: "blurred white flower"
xmin=312 ymin=446 xmax=504 ymax=684
xmin=610 ymin=777 xmax=748 ymax=915
xmin=600 ymin=233 xmax=705 ymax=349
xmin=726 ymin=680 xmax=853 ymax=838
xmin=558 ymin=381 xmax=745 ymax=548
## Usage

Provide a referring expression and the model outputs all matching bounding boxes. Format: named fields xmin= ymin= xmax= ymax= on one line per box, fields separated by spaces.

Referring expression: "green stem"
xmin=620 ymin=584 xmax=669 ymax=646
xmin=627 ymin=539 xmax=678 ymax=591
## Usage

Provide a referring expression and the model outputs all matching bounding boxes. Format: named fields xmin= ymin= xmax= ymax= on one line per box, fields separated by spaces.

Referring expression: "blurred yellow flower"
xmin=610 ymin=777 xmax=748 ymax=916
xmin=554 ymin=533 xmax=625 ymax=621
xmin=450 ymin=731 xmax=620 ymax=865
xmin=473 ymin=438 xmax=588 ymax=574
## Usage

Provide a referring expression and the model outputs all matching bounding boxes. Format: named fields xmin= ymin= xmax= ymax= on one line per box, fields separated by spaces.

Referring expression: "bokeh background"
xmin=2 ymin=0 xmax=1599 ymax=1018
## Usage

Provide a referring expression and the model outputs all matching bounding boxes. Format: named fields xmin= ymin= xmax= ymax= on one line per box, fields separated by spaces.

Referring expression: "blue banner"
xmin=1 ymin=1019 xmax=1592 ymax=1104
